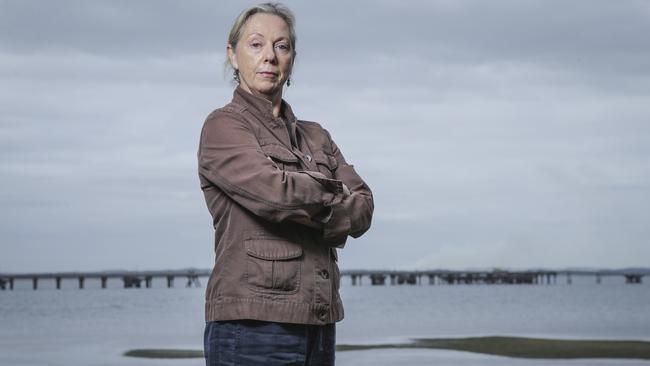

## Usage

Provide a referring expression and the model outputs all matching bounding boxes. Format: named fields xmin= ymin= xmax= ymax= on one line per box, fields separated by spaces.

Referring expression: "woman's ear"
xmin=227 ymin=44 xmax=238 ymax=70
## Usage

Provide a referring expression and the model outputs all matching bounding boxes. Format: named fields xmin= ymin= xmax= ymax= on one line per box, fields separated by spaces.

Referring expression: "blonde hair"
xmin=225 ymin=2 xmax=297 ymax=81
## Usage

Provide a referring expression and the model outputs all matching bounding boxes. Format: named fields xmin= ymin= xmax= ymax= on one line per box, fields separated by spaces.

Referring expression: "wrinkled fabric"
xmin=198 ymin=87 xmax=374 ymax=324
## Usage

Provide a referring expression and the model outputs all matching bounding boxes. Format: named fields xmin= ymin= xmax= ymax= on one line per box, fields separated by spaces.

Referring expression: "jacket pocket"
xmin=260 ymin=143 xmax=299 ymax=172
xmin=313 ymin=151 xmax=338 ymax=178
xmin=245 ymin=237 xmax=303 ymax=294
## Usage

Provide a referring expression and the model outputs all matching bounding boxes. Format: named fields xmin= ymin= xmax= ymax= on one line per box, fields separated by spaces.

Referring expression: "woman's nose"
xmin=263 ymin=44 xmax=277 ymax=64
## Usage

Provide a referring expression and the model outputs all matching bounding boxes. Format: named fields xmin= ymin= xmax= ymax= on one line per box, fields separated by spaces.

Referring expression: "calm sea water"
xmin=1 ymin=274 xmax=649 ymax=366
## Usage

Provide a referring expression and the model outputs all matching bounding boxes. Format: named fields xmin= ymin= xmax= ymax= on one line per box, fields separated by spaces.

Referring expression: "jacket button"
xmin=305 ymin=154 xmax=312 ymax=162
xmin=320 ymin=270 xmax=329 ymax=279
xmin=317 ymin=307 xmax=328 ymax=321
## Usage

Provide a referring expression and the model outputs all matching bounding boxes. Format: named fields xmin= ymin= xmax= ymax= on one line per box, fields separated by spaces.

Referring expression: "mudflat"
xmin=124 ymin=336 xmax=650 ymax=360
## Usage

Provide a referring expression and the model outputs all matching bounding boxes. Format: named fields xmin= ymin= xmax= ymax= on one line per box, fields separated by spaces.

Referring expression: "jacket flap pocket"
xmin=313 ymin=151 xmax=338 ymax=170
xmin=245 ymin=238 xmax=303 ymax=260
xmin=260 ymin=144 xmax=298 ymax=163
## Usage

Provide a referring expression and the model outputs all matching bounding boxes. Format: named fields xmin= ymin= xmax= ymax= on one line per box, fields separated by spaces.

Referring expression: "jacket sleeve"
xmin=198 ymin=110 xmax=345 ymax=228
xmin=319 ymin=134 xmax=375 ymax=247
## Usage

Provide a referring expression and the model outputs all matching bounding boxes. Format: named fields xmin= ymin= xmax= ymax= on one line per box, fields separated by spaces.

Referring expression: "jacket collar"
xmin=232 ymin=86 xmax=297 ymax=124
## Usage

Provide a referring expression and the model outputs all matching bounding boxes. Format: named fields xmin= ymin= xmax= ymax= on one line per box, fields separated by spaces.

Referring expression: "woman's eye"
xmin=250 ymin=42 xmax=262 ymax=48
xmin=276 ymin=44 xmax=290 ymax=52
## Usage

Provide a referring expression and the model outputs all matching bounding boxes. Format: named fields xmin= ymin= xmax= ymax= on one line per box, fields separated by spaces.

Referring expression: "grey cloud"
xmin=1 ymin=1 xmax=649 ymax=272
xmin=0 ymin=0 xmax=236 ymax=56
xmin=4 ymin=1 xmax=649 ymax=73
xmin=293 ymin=1 xmax=650 ymax=78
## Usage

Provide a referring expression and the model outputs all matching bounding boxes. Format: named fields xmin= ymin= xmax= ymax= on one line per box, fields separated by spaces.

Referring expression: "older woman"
xmin=198 ymin=3 xmax=373 ymax=365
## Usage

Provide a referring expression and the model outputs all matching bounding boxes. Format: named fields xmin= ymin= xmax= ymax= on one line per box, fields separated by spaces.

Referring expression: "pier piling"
xmin=624 ymin=274 xmax=643 ymax=284
xmin=123 ymin=276 xmax=142 ymax=288
xmin=186 ymin=275 xmax=201 ymax=287
xmin=370 ymin=274 xmax=386 ymax=285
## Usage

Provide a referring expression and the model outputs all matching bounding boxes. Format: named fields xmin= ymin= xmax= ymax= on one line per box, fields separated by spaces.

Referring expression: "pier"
xmin=342 ymin=270 xmax=646 ymax=286
xmin=0 ymin=269 xmax=208 ymax=290
xmin=345 ymin=270 xmax=560 ymax=286
xmin=0 ymin=269 xmax=645 ymax=290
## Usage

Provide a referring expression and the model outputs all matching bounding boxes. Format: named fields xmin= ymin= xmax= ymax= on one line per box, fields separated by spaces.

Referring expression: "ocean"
xmin=1 ymin=274 xmax=649 ymax=366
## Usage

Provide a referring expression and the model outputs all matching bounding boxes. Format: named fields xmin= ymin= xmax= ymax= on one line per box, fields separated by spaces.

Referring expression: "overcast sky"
xmin=1 ymin=0 xmax=649 ymax=273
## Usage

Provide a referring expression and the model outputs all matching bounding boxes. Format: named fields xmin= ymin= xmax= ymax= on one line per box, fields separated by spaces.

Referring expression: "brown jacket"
xmin=198 ymin=87 xmax=374 ymax=325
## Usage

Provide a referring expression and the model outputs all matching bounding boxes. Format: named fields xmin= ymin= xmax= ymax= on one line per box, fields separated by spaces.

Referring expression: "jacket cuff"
xmin=312 ymin=206 xmax=334 ymax=225
xmin=299 ymin=170 xmax=345 ymax=206
xmin=318 ymin=202 xmax=351 ymax=248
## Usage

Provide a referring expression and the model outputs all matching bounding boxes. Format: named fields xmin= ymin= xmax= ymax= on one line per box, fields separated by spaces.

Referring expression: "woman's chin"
xmin=251 ymin=83 xmax=283 ymax=98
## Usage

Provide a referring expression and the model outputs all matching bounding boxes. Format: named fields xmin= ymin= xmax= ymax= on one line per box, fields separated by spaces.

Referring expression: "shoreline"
xmin=124 ymin=335 xmax=650 ymax=360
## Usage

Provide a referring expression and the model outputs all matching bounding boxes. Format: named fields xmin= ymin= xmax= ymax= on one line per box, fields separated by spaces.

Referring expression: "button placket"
xmin=312 ymin=249 xmax=332 ymax=323
xmin=290 ymin=147 xmax=312 ymax=170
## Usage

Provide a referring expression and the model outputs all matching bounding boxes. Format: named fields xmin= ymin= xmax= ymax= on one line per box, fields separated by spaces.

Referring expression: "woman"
xmin=198 ymin=3 xmax=373 ymax=365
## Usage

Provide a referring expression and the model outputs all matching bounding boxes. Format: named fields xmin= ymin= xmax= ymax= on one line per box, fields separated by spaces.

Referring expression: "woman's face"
xmin=228 ymin=13 xmax=294 ymax=100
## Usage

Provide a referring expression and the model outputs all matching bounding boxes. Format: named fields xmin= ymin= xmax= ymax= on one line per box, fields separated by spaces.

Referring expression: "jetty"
xmin=0 ymin=268 xmax=645 ymax=290
xmin=340 ymin=270 xmax=645 ymax=286
xmin=0 ymin=269 xmax=208 ymax=290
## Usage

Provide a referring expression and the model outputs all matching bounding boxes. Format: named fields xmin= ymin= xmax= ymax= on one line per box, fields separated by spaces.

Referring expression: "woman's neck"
xmin=268 ymin=93 xmax=282 ymax=118
xmin=240 ymin=84 xmax=283 ymax=118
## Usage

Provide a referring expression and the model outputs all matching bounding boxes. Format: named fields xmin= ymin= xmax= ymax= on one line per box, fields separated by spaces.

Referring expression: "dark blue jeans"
xmin=204 ymin=320 xmax=335 ymax=366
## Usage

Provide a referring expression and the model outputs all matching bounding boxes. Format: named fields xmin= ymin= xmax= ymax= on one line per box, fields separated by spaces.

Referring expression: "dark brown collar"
xmin=232 ymin=86 xmax=297 ymax=124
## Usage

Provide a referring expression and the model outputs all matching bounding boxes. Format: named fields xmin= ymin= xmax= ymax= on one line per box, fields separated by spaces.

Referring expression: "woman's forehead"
xmin=241 ymin=13 xmax=290 ymax=38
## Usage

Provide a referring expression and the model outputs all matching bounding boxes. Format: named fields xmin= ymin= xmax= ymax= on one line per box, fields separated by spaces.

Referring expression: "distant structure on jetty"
xmin=0 ymin=268 xmax=646 ymax=290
